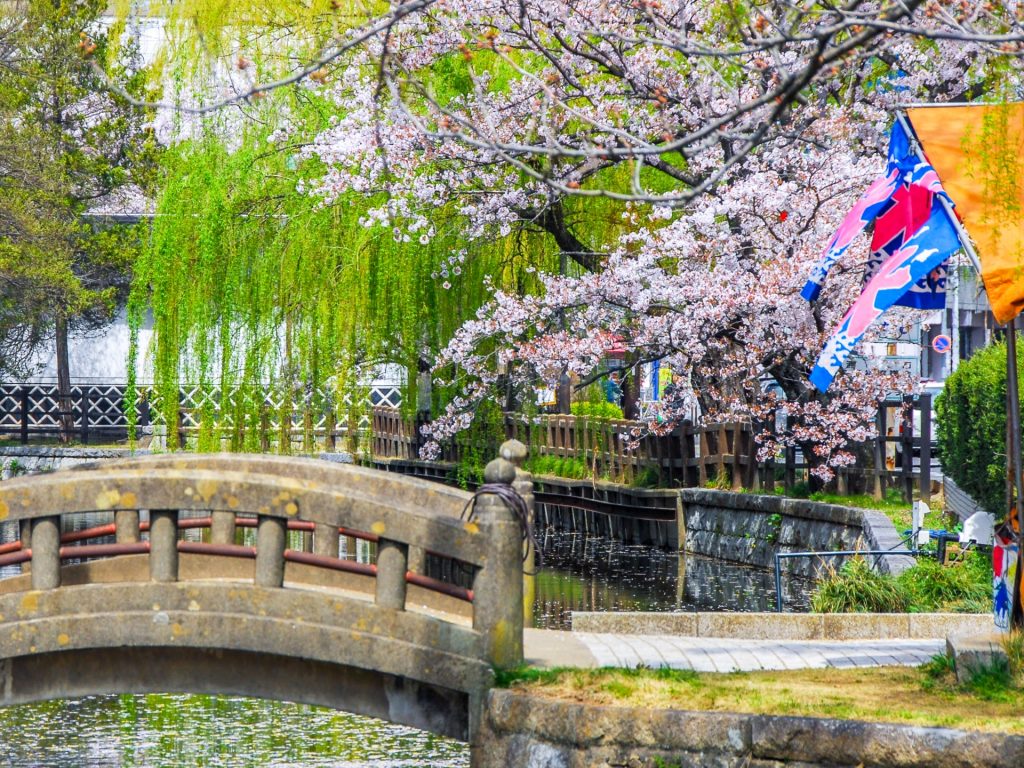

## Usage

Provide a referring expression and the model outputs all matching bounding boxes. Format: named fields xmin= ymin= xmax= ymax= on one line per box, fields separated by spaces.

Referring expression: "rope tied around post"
xmin=461 ymin=482 xmax=542 ymax=574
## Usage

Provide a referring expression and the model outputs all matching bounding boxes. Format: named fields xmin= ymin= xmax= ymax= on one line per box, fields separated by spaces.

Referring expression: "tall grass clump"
xmin=810 ymin=557 xmax=908 ymax=613
xmin=811 ymin=550 xmax=993 ymax=614
xmin=897 ymin=551 xmax=992 ymax=613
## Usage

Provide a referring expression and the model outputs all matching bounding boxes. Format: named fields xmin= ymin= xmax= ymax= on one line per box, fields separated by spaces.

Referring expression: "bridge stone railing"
xmin=0 ymin=446 xmax=528 ymax=740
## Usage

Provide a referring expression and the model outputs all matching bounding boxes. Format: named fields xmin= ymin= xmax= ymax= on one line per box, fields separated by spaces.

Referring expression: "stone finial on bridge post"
xmin=471 ymin=454 xmax=524 ymax=670
xmin=500 ymin=439 xmax=535 ymax=627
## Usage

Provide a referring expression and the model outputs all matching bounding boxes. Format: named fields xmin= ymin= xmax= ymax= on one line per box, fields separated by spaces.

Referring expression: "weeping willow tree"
xmin=127 ymin=94 xmax=561 ymax=451
xmin=117 ymin=3 xmax=647 ymax=455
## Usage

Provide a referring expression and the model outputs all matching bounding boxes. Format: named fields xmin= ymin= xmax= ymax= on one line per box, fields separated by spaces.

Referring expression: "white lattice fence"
xmin=0 ymin=382 xmax=403 ymax=444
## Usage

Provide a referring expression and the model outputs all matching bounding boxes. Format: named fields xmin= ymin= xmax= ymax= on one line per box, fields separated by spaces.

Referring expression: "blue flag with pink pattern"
xmin=809 ymin=199 xmax=963 ymax=391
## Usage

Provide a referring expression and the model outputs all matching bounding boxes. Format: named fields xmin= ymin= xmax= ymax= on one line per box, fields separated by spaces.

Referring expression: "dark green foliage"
xmin=632 ymin=466 xmax=662 ymax=488
xmin=936 ymin=338 xmax=1023 ymax=515
xmin=963 ymin=656 xmax=1015 ymax=702
xmin=920 ymin=652 xmax=956 ymax=682
xmin=789 ymin=481 xmax=812 ymax=498
xmin=0 ymin=0 xmax=153 ymax=378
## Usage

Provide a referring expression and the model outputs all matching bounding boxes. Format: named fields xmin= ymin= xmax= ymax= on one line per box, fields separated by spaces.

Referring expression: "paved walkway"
xmin=524 ymin=629 xmax=943 ymax=672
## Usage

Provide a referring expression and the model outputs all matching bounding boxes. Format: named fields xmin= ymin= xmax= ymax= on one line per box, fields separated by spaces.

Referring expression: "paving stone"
xmin=567 ymin=633 xmax=944 ymax=673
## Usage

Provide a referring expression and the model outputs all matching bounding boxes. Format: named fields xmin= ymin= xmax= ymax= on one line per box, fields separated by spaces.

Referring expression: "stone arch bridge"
xmin=0 ymin=449 xmax=528 ymax=744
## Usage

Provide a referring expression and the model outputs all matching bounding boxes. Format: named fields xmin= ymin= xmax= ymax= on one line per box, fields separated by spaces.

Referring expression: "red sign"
xmin=932 ymin=334 xmax=951 ymax=354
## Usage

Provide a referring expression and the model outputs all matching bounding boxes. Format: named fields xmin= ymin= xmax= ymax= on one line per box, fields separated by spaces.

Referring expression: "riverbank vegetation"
xmin=810 ymin=552 xmax=991 ymax=614
xmin=497 ymin=639 xmax=1024 ymax=734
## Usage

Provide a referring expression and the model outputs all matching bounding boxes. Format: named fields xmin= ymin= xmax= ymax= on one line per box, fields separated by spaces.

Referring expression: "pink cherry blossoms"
xmin=284 ymin=0 xmax=1024 ymax=477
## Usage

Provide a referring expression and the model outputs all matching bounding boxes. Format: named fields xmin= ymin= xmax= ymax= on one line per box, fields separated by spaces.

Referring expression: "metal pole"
xmin=774 ymin=553 xmax=784 ymax=612
xmin=1006 ymin=319 xmax=1024 ymax=628
xmin=950 ymin=260 xmax=960 ymax=375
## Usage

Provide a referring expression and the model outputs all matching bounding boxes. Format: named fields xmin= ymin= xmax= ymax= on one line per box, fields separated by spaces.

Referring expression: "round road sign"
xmin=932 ymin=334 xmax=952 ymax=354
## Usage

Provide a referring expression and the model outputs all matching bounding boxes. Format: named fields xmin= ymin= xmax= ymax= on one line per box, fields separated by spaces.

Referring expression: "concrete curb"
xmin=570 ymin=611 xmax=994 ymax=640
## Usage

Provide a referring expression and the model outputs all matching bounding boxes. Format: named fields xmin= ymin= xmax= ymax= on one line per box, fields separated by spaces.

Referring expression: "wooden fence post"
xmin=873 ymin=405 xmax=886 ymax=500
xmin=901 ymin=395 xmax=914 ymax=503
xmin=79 ymin=387 xmax=91 ymax=445
xmin=325 ymin=409 xmax=337 ymax=452
xmin=19 ymin=386 xmax=28 ymax=444
xmin=763 ymin=417 xmax=775 ymax=493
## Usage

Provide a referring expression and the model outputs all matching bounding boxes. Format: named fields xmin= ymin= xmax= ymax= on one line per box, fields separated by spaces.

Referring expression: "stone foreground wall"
xmin=474 ymin=689 xmax=1024 ymax=768
xmin=680 ymin=489 xmax=914 ymax=578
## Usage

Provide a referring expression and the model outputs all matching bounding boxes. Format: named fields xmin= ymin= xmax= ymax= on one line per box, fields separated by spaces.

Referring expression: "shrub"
xmin=525 ymin=453 xmax=590 ymax=480
xmin=632 ymin=465 xmax=662 ymax=488
xmin=936 ymin=338 xmax=1024 ymax=515
xmin=570 ymin=401 xmax=624 ymax=420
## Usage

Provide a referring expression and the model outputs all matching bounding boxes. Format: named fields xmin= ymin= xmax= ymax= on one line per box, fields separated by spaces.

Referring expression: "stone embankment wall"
xmin=474 ymin=689 xmax=1024 ymax=768
xmin=0 ymin=447 xmax=354 ymax=480
xmin=0 ymin=447 xmax=143 ymax=479
xmin=680 ymin=488 xmax=913 ymax=579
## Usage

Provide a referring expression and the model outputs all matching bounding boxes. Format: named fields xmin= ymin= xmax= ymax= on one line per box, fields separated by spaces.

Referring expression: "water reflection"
xmin=532 ymin=530 xmax=813 ymax=630
xmin=0 ymin=694 xmax=468 ymax=768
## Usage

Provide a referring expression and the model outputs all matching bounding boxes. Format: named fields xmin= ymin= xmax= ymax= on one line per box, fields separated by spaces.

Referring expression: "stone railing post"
xmin=211 ymin=510 xmax=236 ymax=545
xmin=115 ymin=509 xmax=140 ymax=543
xmin=500 ymin=439 xmax=535 ymax=627
xmin=31 ymin=516 xmax=61 ymax=590
xmin=375 ymin=539 xmax=409 ymax=610
xmin=150 ymin=510 xmax=179 ymax=582
xmin=256 ymin=515 xmax=287 ymax=587
xmin=471 ymin=454 xmax=524 ymax=669
xmin=313 ymin=523 xmax=339 ymax=558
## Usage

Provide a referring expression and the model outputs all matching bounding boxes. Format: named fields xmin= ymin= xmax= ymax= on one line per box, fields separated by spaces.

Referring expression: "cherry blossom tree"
xmin=105 ymin=0 xmax=1024 ymax=477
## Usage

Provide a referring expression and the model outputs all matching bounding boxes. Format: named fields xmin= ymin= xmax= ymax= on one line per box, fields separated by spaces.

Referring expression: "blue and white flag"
xmin=810 ymin=199 xmax=963 ymax=392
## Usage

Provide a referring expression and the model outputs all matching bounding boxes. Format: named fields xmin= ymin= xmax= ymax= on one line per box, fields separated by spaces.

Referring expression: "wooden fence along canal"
xmin=0 ymin=382 xmax=933 ymax=500
xmin=372 ymin=404 xmax=935 ymax=502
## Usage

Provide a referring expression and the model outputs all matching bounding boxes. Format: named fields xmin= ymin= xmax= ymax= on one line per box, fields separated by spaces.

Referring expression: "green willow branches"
xmin=127 ymin=105 xmax=557 ymax=450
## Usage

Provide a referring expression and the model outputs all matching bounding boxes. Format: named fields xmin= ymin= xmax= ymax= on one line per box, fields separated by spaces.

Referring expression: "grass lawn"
xmin=802 ymin=489 xmax=949 ymax=532
xmin=496 ymin=661 xmax=1024 ymax=735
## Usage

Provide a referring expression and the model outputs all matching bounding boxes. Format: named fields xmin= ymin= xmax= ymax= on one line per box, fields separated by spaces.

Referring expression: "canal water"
xmin=531 ymin=530 xmax=813 ymax=629
xmin=0 ymin=694 xmax=469 ymax=767
xmin=0 ymin=521 xmax=813 ymax=765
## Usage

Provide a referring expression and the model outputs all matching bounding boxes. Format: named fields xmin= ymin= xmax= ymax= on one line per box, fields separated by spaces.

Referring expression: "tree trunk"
xmin=55 ymin=313 xmax=73 ymax=444
xmin=556 ymin=372 xmax=571 ymax=414
xmin=622 ymin=366 xmax=640 ymax=420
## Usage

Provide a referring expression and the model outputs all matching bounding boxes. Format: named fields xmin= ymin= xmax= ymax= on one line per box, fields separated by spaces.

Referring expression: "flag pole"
xmin=1008 ymin=319 xmax=1024 ymax=627
xmin=898 ymin=108 xmax=1024 ymax=627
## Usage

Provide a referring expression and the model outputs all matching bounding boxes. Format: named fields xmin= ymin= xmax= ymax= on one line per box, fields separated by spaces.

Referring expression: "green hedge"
xmin=936 ymin=338 xmax=1023 ymax=516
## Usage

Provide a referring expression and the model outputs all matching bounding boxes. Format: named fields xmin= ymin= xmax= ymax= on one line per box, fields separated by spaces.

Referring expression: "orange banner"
xmin=906 ymin=104 xmax=1024 ymax=325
